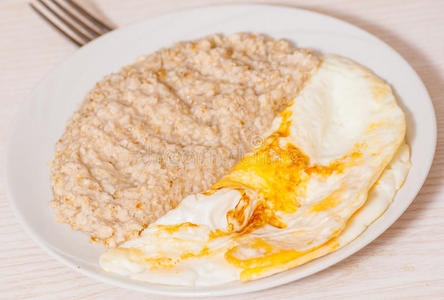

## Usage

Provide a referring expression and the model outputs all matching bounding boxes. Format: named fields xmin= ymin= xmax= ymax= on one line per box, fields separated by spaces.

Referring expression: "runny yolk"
xmin=225 ymin=237 xmax=340 ymax=281
xmin=156 ymin=222 xmax=199 ymax=233
xmin=309 ymin=189 xmax=343 ymax=212
xmin=148 ymin=107 xmax=362 ymax=278
xmin=210 ymin=108 xmax=361 ymax=230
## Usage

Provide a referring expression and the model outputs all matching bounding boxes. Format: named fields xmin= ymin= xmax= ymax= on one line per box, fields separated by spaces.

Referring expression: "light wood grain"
xmin=1 ymin=0 xmax=443 ymax=299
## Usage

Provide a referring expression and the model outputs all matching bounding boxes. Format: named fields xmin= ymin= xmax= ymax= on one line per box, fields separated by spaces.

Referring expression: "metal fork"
xmin=30 ymin=0 xmax=114 ymax=46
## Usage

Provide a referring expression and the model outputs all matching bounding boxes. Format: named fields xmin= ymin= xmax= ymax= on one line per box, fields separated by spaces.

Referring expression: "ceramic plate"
xmin=5 ymin=4 xmax=436 ymax=297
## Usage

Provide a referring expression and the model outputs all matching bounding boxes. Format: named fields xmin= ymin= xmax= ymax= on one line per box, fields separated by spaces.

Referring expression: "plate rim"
xmin=4 ymin=3 xmax=437 ymax=297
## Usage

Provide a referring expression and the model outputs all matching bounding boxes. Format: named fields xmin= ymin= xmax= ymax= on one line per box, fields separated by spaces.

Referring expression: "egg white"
xmin=100 ymin=55 xmax=410 ymax=286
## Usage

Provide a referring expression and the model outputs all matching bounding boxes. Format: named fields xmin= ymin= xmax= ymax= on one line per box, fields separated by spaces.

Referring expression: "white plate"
xmin=5 ymin=4 xmax=436 ymax=297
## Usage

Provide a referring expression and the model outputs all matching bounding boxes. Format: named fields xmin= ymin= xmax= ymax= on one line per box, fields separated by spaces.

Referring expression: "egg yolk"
xmin=147 ymin=107 xmax=362 ymax=279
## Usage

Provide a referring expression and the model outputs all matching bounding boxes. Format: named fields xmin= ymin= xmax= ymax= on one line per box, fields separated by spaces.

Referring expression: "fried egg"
xmin=99 ymin=55 xmax=410 ymax=286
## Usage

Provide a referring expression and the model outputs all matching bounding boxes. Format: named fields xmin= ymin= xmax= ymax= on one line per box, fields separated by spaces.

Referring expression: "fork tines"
xmin=30 ymin=0 xmax=114 ymax=46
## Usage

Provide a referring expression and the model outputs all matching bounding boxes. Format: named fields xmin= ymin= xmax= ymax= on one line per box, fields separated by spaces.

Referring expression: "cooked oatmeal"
xmin=50 ymin=33 xmax=319 ymax=247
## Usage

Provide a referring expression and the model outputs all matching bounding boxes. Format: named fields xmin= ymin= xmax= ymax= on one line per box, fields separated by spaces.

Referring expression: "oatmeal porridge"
xmin=50 ymin=33 xmax=319 ymax=247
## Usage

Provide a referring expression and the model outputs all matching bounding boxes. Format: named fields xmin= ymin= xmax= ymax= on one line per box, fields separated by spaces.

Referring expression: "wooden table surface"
xmin=1 ymin=0 xmax=443 ymax=299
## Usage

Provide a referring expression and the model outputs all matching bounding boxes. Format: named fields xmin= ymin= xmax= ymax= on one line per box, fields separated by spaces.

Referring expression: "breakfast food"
xmin=49 ymin=33 xmax=319 ymax=247
xmin=100 ymin=55 xmax=410 ymax=286
xmin=48 ymin=31 xmax=410 ymax=285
